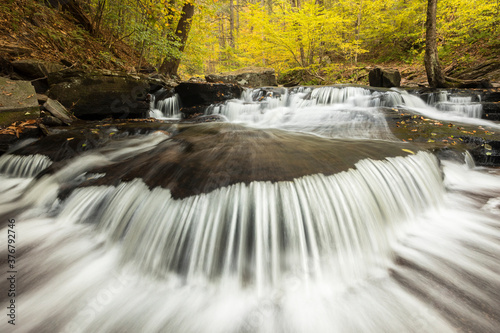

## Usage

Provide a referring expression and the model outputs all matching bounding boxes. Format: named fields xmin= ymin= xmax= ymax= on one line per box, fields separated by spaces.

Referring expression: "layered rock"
xmin=205 ymin=67 xmax=277 ymax=87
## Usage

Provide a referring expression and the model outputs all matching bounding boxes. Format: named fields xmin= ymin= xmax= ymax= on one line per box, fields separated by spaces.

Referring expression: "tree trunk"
xmin=159 ymin=2 xmax=195 ymax=76
xmin=424 ymin=0 xmax=447 ymax=88
xmin=229 ymin=0 xmax=235 ymax=48
xmin=354 ymin=0 xmax=363 ymax=63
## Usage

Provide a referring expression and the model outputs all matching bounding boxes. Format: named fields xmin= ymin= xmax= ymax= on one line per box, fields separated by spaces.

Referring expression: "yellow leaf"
xmin=402 ymin=149 xmax=415 ymax=155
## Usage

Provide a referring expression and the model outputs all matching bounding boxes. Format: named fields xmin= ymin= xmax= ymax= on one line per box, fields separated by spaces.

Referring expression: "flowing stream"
xmin=1 ymin=86 xmax=500 ymax=332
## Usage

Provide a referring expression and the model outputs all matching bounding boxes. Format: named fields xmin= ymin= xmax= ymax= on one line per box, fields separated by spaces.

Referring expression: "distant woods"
xmin=185 ymin=0 xmax=498 ymax=83
xmin=52 ymin=0 xmax=498 ymax=79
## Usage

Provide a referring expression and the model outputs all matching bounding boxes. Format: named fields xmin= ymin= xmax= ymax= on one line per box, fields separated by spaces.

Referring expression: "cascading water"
xmin=149 ymin=88 xmax=181 ymax=119
xmin=203 ymin=86 xmax=499 ymax=137
xmin=1 ymin=85 xmax=500 ymax=333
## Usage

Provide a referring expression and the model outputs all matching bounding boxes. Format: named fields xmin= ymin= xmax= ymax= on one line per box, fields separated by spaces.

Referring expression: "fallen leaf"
xmin=402 ymin=148 xmax=415 ymax=154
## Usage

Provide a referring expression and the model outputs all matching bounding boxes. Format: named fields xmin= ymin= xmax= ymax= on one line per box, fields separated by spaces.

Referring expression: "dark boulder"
xmin=206 ymin=67 xmax=277 ymax=87
xmin=47 ymin=70 xmax=157 ymax=120
xmin=369 ymin=68 xmax=401 ymax=88
xmin=175 ymin=82 xmax=243 ymax=109
xmin=483 ymin=102 xmax=500 ymax=121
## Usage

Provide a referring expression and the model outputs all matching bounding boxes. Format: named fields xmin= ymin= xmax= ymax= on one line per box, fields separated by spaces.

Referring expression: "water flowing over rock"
xmin=2 ymin=83 xmax=500 ymax=333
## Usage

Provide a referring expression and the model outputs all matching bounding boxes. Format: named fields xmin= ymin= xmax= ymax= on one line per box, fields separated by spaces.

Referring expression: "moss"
xmin=0 ymin=108 xmax=39 ymax=127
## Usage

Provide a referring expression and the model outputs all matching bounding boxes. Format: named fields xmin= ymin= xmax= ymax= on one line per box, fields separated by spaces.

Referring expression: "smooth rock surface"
xmin=43 ymin=98 xmax=74 ymax=124
xmin=0 ymin=76 xmax=39 ymax=126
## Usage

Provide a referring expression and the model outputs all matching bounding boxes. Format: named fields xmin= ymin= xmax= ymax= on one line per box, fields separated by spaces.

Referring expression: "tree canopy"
xmin=85 ymin=0 xmax=499 ymax=79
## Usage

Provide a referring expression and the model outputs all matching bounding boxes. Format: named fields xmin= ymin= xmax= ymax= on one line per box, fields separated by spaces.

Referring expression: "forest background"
xmin=0 ymin=0 xmax=498 ymax=85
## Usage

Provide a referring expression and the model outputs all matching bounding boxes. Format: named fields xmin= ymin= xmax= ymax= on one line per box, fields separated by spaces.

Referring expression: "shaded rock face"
xmin=175 ymin=82 xmax=243 ymax=113
xmin=47 ymin=70 xmax=153 ymax=120
xmin=12 ymin=59 xmax=65 ymax=79
xmin=205 ymin=67 xmax=277 ymax=87
xmin=80 ymin=123 xmax=418 ymax=199
xmin=0 ymin=77 xmax=39 ymax=126
xmin=369 ymin=68 xmax=401 ymax=88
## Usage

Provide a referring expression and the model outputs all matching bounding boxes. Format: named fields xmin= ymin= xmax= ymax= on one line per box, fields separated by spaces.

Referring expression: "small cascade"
xmin=424 ymin=90 xmax=483 ymax=118
xmin=149 ymin=89 xmax=181 ymax=119
xmin=205 ymin=86 xmax=398 ymax=140
xmin=51 ymin=151 xmax=442 ymax=287
xmin=0 ymin=153 xmax=52 ymax=178
xmin=436 ymin=95 xmax=483 ymax=118
xmin=2 ymin=83 xmax=500 ymax=332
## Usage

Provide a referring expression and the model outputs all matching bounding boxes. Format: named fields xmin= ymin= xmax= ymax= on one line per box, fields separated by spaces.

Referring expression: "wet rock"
xmin=82 ymin=123 xmax=421 ymax=199
xmin=369 ymin=68 xmax=401 ymax=88
xmin=206 ymin=67 xmax=277 ymax=87
xmin=467 ymin=139 xmax=500 ymax=167
xmin=41 ymin=115 xmax=64 ymax=127
xmin=180 ymin=105 xmax=207 ymax=118
xmin=47 ymin=70 xmax=155 ymax=120
xmin=483 ymin=102 xmax=500 ymax=121
xmin=0 ymin=77 xmax=40 ymax=127
xmin=175 ymin=82 xmax=243 ymax=108
xmin=182 ymin=114 xmax=228 ymax=123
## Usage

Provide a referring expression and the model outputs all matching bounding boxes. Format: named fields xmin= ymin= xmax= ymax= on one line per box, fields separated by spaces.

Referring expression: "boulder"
xmin=12 ymin=59 xmax=66 ymax=79
xmin=205 ymin=67 xmax=277 ymax=87
xmin=41 ymin=114 xmax=64 ymax=127
xmin=483 ymin=102 xmax=500 ymax=121
xmin=43 ymin=98 xmax=74 ymax=124
xmin=0 ymin=77 xmax=40 ymax=127
xmin=369 ymin=68 xmax=401 ymax=88
xmin=47 ymin=70 xmax=155 ymax=120
xmin=175 ymin=82 xmax=243 ymax=109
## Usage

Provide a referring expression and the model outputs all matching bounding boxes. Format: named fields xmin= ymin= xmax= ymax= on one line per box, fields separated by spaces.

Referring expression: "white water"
xmin=2 ymin=85 xmax=500 ymax=332
xmin=1 ymin=146 xmax=500 ymax=332
xmin=149 ymin=93 xmax=181 ymax=119
xmin=202 ymin=86 xmax=500 ymax=133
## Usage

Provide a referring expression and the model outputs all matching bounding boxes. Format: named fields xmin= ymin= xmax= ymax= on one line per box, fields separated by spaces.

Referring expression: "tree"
xmin=424 ymin=0 xmax=492 ymax=88
xmin=424 ymin=0 xmax=447 ymax=88
xmin=159 ymin=2 xmax=195 ymax=76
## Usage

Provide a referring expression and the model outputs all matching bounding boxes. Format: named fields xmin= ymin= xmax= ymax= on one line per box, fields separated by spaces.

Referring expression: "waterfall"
xmin=204 ymin=86 xmax=500 ymax=138
xmin=205 ymin=86 xmax=397 ymax=140
xmin=2 ymin=84 xmax=500 ymax=332
xmin=0 ymin=154 xmax=52 ymax=178
xmin=149 ymin=91 xmax=181 ymax=119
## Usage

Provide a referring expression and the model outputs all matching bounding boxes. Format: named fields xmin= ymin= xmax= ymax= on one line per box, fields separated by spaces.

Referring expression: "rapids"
xmin=1 ymin=86 xmax=500 ymax=333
